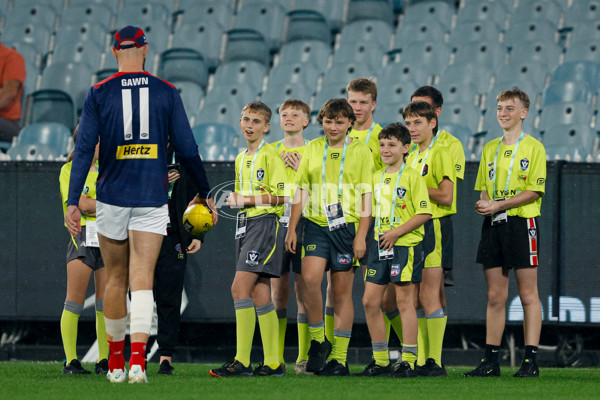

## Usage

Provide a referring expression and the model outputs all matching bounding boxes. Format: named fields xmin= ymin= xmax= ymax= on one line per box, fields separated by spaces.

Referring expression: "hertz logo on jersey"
xmin=116 ymin=144 xmax=158 ymax=159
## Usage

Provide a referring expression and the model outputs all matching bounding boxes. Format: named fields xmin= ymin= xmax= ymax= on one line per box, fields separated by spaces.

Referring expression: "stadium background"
xmin=1 ymin=0 xmax=599 ymax=367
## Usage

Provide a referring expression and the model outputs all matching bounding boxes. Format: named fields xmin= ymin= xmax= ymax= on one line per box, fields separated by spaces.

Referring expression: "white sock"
xmin=130 ymin=290 xmax=154 ymax=335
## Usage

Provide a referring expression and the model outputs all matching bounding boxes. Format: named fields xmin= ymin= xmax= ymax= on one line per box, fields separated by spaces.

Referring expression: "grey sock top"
xmin=64 ymin=300 xmax=83 ymax=315
xmin=255 ymin=302 xmax=275 ymax=316
xmin=234 ymin=298 xmax=254 ymax=310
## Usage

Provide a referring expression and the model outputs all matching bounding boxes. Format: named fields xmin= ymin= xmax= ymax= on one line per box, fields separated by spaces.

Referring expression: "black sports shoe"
xmin=463 ymin=358 xmax=501 ymax=377
xmin=391 ymin=361 xmax=418 ymax=378
xmin=94 ymin=359 xmax=109 ymax=375
xmin=253 ymin=364 xmax=285 ymax=377
xmin=209 ymin=360 xmax=253 ymax=377
xmin=419 ymin=358 xmax=448 ymax=377
xmin=306 ymin=339 xmax=332 ymax=372
xmin=62 ymin=359 xmax=91 ymax=375
xmin=316 ymin=359 xmax=350 ymax=376
xmin=353 ymin=360 xmax=392 ymax=377
xmin=157 ymin=359 xmax=174 ymax=375
xmin=514 ymin=359 xmax=539 ymax=378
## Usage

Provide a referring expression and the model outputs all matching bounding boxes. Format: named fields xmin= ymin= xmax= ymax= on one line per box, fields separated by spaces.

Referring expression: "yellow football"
xmin=182 ymin=204 xmax=213 ymax=235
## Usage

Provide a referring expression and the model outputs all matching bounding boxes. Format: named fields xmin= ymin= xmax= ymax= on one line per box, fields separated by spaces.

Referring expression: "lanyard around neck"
xmin=240 ymin=139 xmax=265 ymax=195
xmin=376 ymin=162 xmax=406 ymax=231
xmin=411 ymin=134 xmax=438 ymax=175
xmin=364 ymin=121 xmax=376 ymax=143
xmin=322 ymin=135 xmax=349 ymax=206
xmin=492 ymin=131 xmax=524 ymax=199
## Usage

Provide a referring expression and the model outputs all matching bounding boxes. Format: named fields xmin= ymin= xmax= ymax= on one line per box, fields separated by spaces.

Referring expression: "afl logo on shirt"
xmin=337 ymin=253 xmax=352 ymax=265
xmin=390 ymin=264 xmax=400 ymax=277
xmin=520 ymin=158 xmax=529 ymax=171
xmin=257 ymin=168 xmax=265 ymax=181
xmin=396 ymin=187 xmax=406 ymax=199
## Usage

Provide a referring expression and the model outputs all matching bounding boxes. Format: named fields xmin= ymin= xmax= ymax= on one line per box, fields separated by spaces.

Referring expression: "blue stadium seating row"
xmin=4 ymin=0 xmax=600 ymax=162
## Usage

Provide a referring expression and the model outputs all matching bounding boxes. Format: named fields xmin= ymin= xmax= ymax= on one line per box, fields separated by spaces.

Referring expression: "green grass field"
xmin=1 ymin=362 xmax=599 ymax=400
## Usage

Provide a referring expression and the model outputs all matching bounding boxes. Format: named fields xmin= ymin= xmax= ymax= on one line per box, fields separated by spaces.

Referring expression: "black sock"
xmin=485 ymin=344 xmax=500 ymax=363
xmin=524 ymin=346 xmax=538 ymax=363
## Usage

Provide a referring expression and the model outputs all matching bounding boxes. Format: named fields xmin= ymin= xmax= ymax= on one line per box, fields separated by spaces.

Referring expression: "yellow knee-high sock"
xmin=372 ymin=341 xmax=389 ymax=367
xmin=402 ymin=344 xmax=418 ymax=369
xmin=276 ymin=308 xmax=287 ymax=364
xmin=383 ymin=312 xmax=391 ymax=343
xmin=234 ymin=298 xmax=256 ymax=367
xmin=385 ymin=309 xmax=403 ymax=345
xmin=416 ymin=309 xmax=428 ymax=366
xmin=61 ymin=301 xmax=83 ymax=363
xmin=95 ymin=301 xmax=109 ymax=361
xmin=426 ymin=309 xmax=447 ymax=367
xmin=296 ymin=313 xmax=310 ymax=362
xmin=332 ymin=330 xmax=351 ymax=364
xmin=325 ymin=306 xmax=334 ymax=342
xmin=308 ymin=322 xmax=325 ymax=343
xmin=257 ymin=303 xmax=280 ymax=370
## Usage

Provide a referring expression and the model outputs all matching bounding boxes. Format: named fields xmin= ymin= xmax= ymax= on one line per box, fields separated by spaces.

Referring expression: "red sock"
xmin=108 ymin=340 xmax=125 ymax=371
xmin=130 ymin=342 xmax=147 ymax=371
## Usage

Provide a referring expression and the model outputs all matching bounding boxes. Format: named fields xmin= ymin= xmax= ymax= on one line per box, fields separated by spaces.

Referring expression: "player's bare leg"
xmin=483 ymin=267 xmax=510 ymax=346
xmin=363 ymin=282 xmax=387 ymax=342
xmin=515 ymin=268 xmax=541 ymax=346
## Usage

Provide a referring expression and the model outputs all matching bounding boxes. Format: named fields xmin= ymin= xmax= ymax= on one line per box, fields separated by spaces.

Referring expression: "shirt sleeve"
xmin=295 ymin=142 xmax=311 ymax=188
xmin=268 ymin=150 xmax=287 ymax=197
xmin=68 ymin=88 xmax=99 ymax=206
xmin=412 ymin=173 xmax=432 ymax=215
xmin=524 ymin=141 xmax=547 ymax=196
xmin=449 ymin=139 xmax=466 ymax=181
xmin=433 ymin=147 xmax=456 ymax=186
xmin=359 ymin=144 xmax=375 ymax=195
xmin=3 ymin=49 xmax=26 ymax=84
xmin=474 ymin=144 xmax=489 ymax=192
xmin=59 ymin=164 xmax=71 ymax=209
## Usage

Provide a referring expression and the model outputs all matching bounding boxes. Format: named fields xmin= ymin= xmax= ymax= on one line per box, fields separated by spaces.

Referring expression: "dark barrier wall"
xmin=1 ymin=161 xmax=599 ymax=325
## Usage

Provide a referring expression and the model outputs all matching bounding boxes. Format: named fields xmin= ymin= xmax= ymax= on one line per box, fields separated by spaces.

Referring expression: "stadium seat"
xmin=178 ymin=3 xmax=234 ymax=30
xmin=192 ymin=123 xmax=238 ymax=145
xmin=1 ymin=23 xmax=53 ymax=54
xmin=346 ymin=0 xmax=395 ymax=25
xmin=278 ymin=40 xmax=331 ymax=71
xmin=292 ymin=0 xmax=345 ymax=32
xmin=260 ymin=82 xmax=314 ymax=115
xmin=436 ymin=80 xmax=479 ymax=106
xmin=538 ymin=101 xmax=593 ymax=134
xmin=439 ymin=63 xmax=493 ymax=95
xmin=504 ymin=20 xmax=559 ymax=48
xmin=158 ymin=49 xmax=209 ymax=90
xmin=377 ymin=62 xmax=428 ymax=94
xmin=302 ymin=124 xmax=324 ymax=141
xmin=488 ymin=80 xmax=541 ymax=113
xmin=480 ymin=106 xmax=537 ymax=137
xmin=21 ymin=0 xmax=64 ymax=12
xmin=268 ymin=62 xmax=320 ymax=88
xmin=132 ymin=21 xmax=171 ymax=54
xmin=455 ymin=0 xmax=508 ymax=28
xmin=51 ymin=40 xmax=104 ymax=71
xmin=68 ymin=0 xmax=120 ymax=13
xmin=93 ymin=69 xmax=118 ymax=85
xmin=453 ymin=42 xmax=506 ymax=70
xmin=173 ymin=20 xmax=225 ymax=69
xmin=542 ymin=81 xmax=593 ymax=107
xmin=54 ymin=22 xmax=110 ymax=51
xmin=494 ymin=62 xmax=550 ymax=96
xmin=448 ymin=21 xmax=502 ymax=47
xmin=285 ymin=9 xmax=331 ymax=44
xmin=223 ymin=29 xmax=270 ymax=66
xmin=543 ymin=125 xmax=596 ymax=161
xmin=198 ymin=143 xmax=226 ymax=162
xmin=7 ymin=142 xmax=58 ymax=161
xmin=60 ymin=4 xmax=114 ymax=29
xmin=314 ymin=82 xmax=350 ymax=111
xmin=17 ymin=122 xmax=72 ymax=156
xmin=197 ymin=102 xmax=242 ymax=131
xmin=508 ymin=40 xmax=563 ymax=66
xmin=565 ymin=41 xmax=600 ymax=64
xmin=9 ymin=42 xmax=40 ymax=96
xmin=178 ymin=0 xmax=236 ymax=13
xmin=25 ymin=90 xmax=76 ymax=130
xmin=396 ymin=41 xmax=452 ymax=77
xmin=563 ymin=1 xmax=600 ymax=28
xmin=338 ymin=20 xmax=394 ymax=51
xmin=40 ymin=62 xmax=92 ymax=112
xmin=234 ymin=0 xmax=287 ymax=52
xmin=511 ymin=0 xmax=563 ymax=24
xmin=550 ymin=61 xmax=600 ymax=92
xmin=377 ymin=80 xmax=418 ymax=108
xmin=569 ymin=21 xmax=600 ymax=44
xmin=203 ymin=83 xmax=259 ymax=110
xmin=393 ymin=20 xmax=449 ymax=47
xmin=439 ymin=102 xmax=481 ymax=135
xmin=4 ymin=4 xmax=58 ymax=32
xmin=403 ymin=1 xmax=454 ymax=30
xmin=332 ymin=41 xmax=386 ymax=72
xmin=320 ymin=62 xmax=373 ymax=88
xmin=117 ymin=3 xmax=172 ymax=30
xmin=213 ymin=60 xmax=268 ymax=93
xmin=374 ymin=103 xmax=406 ymax=126
xmin=172 ymin=81 xmax=204 ymax=122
